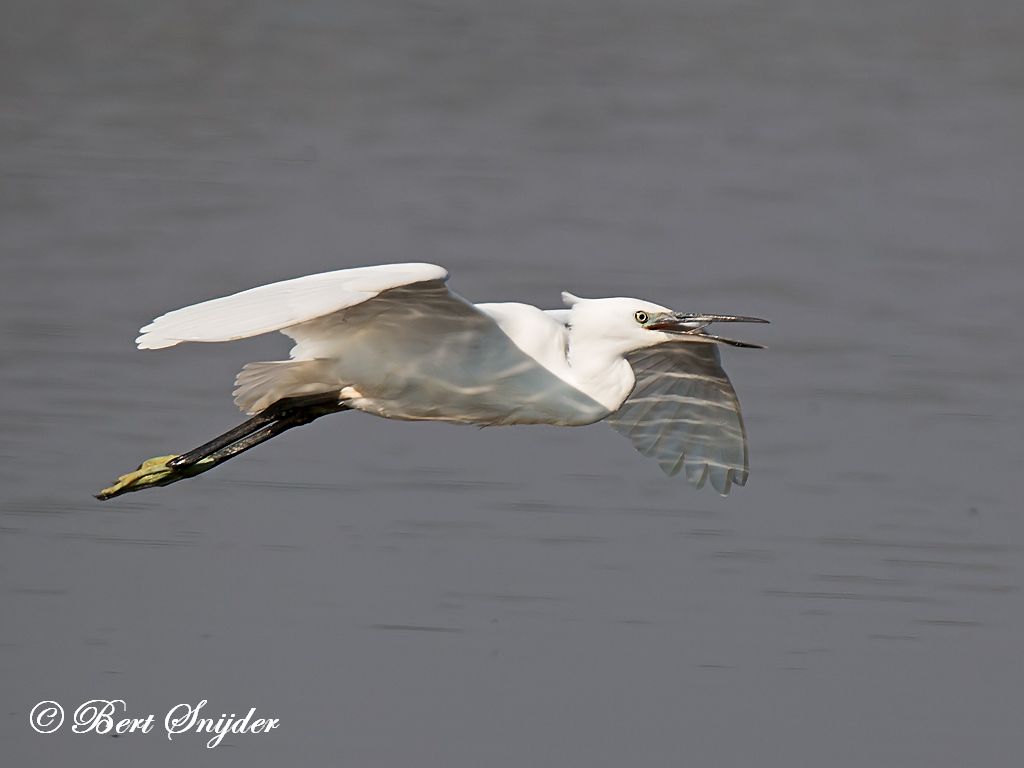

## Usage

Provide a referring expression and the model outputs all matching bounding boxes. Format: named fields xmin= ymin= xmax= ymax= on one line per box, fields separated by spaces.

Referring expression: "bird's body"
xmin=234 ymin=296 xmax=616 ymax=428
xmin=100 ymin=263 xmax=766 ymax=500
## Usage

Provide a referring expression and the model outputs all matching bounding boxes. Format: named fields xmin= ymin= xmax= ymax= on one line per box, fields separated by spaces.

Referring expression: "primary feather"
xmin=608 ymin=343 xmax=748 ymax=494
xmin=136 ymin=263 xmax=448 ymax=349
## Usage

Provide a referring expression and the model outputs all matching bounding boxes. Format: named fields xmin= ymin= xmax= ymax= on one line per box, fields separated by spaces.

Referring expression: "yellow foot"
xmin=95 ymin=455 xmax=216 ymax=500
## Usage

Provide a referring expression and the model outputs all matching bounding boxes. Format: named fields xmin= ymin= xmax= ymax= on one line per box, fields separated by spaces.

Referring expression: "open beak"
xmin=646 ymin=312 xmax=769 ymax=348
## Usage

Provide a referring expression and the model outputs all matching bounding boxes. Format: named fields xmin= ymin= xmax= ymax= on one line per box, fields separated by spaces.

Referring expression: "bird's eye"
xmin=634 ymin=311 xmax=649 ymax=324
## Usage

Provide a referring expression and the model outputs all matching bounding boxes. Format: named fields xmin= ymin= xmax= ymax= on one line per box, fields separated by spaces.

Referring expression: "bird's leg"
xmin=168 ymin=391 xmax=346 ymax=468
xmin=184 ymin=394 xmax=350 ymax=466
xmin=164 ymin=411 xmax=276 ymax=468
xmin=95 ymin=391 xmax=349 ymax=500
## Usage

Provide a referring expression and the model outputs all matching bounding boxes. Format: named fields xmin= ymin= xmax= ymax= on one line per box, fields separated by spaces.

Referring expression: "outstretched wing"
xmin=608 ymin=342 xmax=749 ymax=495
xmin=135 ymin=262 xmax=493 ymax=411
xmin=136 ymin=263 xmax=452 ymax=349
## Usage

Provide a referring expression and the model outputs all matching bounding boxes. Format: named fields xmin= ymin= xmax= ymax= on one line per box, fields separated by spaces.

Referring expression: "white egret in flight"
xmin=97 ymin=263 xmax=766 ymax=500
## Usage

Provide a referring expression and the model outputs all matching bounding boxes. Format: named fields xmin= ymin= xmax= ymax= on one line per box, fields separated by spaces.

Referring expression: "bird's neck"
xmin=565 ymin=337 xmax=636 ymax=412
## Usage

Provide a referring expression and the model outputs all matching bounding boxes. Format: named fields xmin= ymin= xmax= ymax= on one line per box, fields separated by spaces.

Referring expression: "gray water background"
xmin=2 ymin=1 xmax=1022 ymax=765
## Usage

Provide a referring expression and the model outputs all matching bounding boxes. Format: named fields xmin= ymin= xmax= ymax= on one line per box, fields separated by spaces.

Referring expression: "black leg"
xmin=201 ymin=398 xmax=348 ymax=464
xmin=169 ymin=391 xmax=346 ymax=468
xmin=95 ymin=391 xmax=350 ymax=500
xmin=166 ymin=411 xmax=276 ymax=468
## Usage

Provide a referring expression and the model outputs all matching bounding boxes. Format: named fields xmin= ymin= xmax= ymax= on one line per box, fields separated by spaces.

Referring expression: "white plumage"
xmin=132 ymin=262 xmax=765 ymax=494
xmin=137 ymin=263 xmax=449 ymax=348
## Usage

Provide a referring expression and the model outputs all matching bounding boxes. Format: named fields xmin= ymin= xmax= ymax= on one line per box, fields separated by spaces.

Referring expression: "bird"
xmin=96 ymin=263 xmax=767 ymax=500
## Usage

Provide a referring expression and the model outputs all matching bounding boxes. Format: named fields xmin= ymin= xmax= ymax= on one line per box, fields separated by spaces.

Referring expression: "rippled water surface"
xmin=2 ymin=1 xmax=1022 ymax=765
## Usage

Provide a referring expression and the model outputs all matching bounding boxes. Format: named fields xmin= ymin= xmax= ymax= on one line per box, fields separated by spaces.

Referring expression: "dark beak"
xmin=646 ymin=312 xmax=769 ymax=348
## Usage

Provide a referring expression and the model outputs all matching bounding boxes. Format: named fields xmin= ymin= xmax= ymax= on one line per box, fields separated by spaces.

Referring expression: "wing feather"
xmin=608 ymin=343 xmax=749 ymax=495
xmin=136 ymin=263 xmax=448 ymax=349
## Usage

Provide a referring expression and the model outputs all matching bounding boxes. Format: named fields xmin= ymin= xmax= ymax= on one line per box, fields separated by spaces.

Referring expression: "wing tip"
xmin=135 ymin=314 xmax=188 ymax=349
xmin=656 ymin=455 xmax=749 ymax=496
xmin=136 ymin=329 xmax=179 ymax=350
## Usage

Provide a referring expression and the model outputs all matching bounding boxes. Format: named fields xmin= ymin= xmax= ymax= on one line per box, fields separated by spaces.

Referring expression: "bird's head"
xmin=562 ymin=292 xmax=768 ymax=355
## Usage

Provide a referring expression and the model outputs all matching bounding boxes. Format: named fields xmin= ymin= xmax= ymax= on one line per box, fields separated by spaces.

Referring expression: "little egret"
xmin=96 ymin=263 xmax=766 ymax=500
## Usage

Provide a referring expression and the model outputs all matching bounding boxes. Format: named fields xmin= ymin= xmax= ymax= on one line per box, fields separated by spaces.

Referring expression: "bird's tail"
xmin=233 ymin=359 xmax=340 ymax=414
